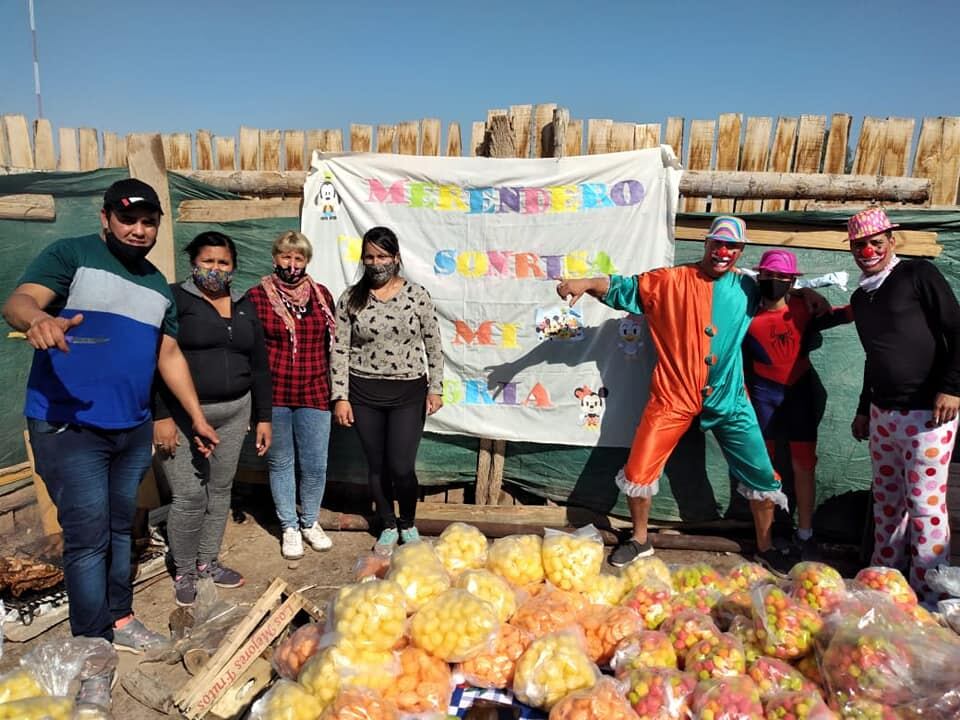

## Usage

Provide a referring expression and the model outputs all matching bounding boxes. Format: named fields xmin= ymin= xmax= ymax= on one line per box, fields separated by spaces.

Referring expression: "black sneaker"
xmin=753 ymin=547 xmax=794 ymax=577
xmin=76 ymin=669 xmax=116 ymax=710
xmin=174 ymin=572 xmax=198 ymax=607
xmin=199 ymin=559 xmax=245 ymax=588
xmin=792 ymin=532 xmax=820 ymax=561
xmin=608 ymin=539 xmax=655 ymax=568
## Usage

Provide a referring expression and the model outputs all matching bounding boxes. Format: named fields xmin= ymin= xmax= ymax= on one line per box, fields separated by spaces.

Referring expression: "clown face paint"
xmin=702 ymin=239 xmax=744 ymax=277
xmin=850 ymin=233 xmax=893 ymax=274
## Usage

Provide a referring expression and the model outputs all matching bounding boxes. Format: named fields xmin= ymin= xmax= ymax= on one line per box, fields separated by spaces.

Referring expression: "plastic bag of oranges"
xmin=488 ymin=534 xmax=545 ymax=587
xmin=510 ymin=584 xmax=586 ymax=638
xmin=541 ymin=525 xmax=604 ymax=593
xmin=381 ymin=647 xmax=453 ymax=717
xmin=577 ymin=604 xmax=644 ymax=665
xmin=548 ymin=677 xmax=637 ymax=720
xmin=321 ymin=687 xmax=398 ymax=720
xmin=274 ymin=623 xmax=325 ymax=680
xmin=457 ymin=623 xmax=532 ymax=689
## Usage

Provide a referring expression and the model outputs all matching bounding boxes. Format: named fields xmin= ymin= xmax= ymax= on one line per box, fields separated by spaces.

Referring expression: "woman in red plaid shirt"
xmin=247 ymin=231 xmax=337 ymax=560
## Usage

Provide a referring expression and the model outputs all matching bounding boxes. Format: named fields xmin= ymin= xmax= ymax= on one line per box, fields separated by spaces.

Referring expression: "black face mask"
xmin=274 ymin=264 xmax=306 ymax=284
xmin=105 ymin=231 xmax=152 ymax=265
xmin=759 ymin=278 xmax=792 ymax=302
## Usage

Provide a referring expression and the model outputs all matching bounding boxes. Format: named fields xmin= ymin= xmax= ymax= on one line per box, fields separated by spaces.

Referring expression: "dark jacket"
xmin=154 ymin=280 xmax=272 ymax=422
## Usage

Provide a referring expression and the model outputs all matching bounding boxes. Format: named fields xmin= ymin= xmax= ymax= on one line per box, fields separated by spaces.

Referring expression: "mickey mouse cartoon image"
xmin=574 ymin=385 xmax=609 ymax=430
xmin=314 ymin=172 xmax=340 ymax=220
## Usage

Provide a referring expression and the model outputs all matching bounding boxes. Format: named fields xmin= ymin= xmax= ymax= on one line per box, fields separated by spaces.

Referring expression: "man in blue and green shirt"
xmin=2 ymin=179 xmax=218 ymax=672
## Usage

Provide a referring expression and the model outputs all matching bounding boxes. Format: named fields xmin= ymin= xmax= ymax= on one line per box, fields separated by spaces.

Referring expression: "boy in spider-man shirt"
xmin=743 ymin=249 xmax=852 ymax=558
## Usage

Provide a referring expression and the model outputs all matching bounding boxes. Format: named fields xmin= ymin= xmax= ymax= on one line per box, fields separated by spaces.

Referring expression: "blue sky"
xmin=1 ymin=0 xmax=958 ymax=154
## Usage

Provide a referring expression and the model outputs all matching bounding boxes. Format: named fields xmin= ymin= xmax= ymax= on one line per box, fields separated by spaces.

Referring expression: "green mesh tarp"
xmin=2 ymin=169 xmax=960 ymax=526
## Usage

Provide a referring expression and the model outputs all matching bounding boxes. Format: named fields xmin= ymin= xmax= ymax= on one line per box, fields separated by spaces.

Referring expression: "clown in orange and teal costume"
xmin=558 ymin=216 xmax=808 ymax=573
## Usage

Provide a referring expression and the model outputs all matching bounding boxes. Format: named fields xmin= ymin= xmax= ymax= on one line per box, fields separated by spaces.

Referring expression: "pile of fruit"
xmin=248 ymin=525 xmax=960 ymax=720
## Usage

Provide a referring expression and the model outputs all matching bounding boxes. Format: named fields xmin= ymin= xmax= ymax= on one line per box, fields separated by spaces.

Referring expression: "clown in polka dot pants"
xmin=869 ymin=405 xmax=958 ymax=603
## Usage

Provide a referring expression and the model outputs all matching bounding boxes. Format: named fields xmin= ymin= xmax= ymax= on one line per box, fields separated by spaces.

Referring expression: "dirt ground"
xmin=0 ymin=498 xmax=779 ymax=720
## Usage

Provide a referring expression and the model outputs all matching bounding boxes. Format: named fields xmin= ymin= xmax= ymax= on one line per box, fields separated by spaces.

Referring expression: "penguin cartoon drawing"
xmin=315 ymin=173 xmax=340 ymax=220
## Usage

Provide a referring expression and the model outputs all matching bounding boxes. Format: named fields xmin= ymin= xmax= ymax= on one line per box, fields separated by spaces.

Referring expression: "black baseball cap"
xmin=103 ymin=178 xmax=164 ymax=214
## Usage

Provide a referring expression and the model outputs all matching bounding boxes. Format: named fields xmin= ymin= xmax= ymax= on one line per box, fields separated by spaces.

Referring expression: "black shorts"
xmin=750 ymin=370 xmax=827 ymax=443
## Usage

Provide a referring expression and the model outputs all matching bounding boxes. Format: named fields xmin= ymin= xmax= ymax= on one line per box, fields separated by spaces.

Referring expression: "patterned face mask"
xmin=192 ymin=265 xmax=235 ymax=293
xmin=364 ymin=262 xmax=397 ymax=286
xmin=274 ymin=264 xmax=306 ymax=284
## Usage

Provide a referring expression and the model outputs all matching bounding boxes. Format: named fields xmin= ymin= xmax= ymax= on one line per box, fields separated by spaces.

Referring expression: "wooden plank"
xmin=794 ymin=115 xmax=826 ymax=173
xmin=509 ymin=104 xmax=532 ymax=158
xmin=57 ymin=128 xmax=79 ymax=170
xmin=421 ymin=118 xmax=441 ymax=156
xmin=634 ymin=123 xmax=661 ymax=149
xmin=488 ymin=439 xmax=506 ymax=504
xmin=565 ymin=119 xmax=583 ymax=157
xmin=735 ymin=116 xmax=773 ymax=213
xmin=553 ymin=108 xmax=568 ymax=159
xmin=852 ymin=117 xmax=887 ymax=175
xmin=178 ymin=198 xmax=300 ymax=222
xmin=823 ymin=113 xmax=852 ymax=174
xmin=486 ymin=108 xmax=507 ymax=124
xmin=485 ymin=115 xmax=515 ymax=158
xmin=586 ymin=118 xmax=612 ymax=155
xmin=3 ymin=115 xmax=33 ymax=168
xmin=33 ymin=119 xmax=55 ymax=170
xmin=0 ymin=119 xmax=9 ymax=166
xmin=880 ymin=117 xmax=914 ymax=178
xmin=0 ymin=461 xmax=32 ymax=487
xmin=675 ymin=216 xmax=940 ymax=257
xmin=0 ymin=194 xmax=55 ymax=220
xmin=23 ymin=431 xmax=59 ymax=535
xmin=195 ymin=130 xmax=213 ymax=171
xmin=533 ymin=103 xmax=557 ymax=158
xmin=762 ymin=117 xmax=798 ymax=211
xmin=78 ymin=128 xmax=99 ymax=170
xmin=445 ymin=122 xmax=461 ymax=157
xmin=127 ymin=133 xmax=175 ymax=281
xmin=476 ymin=439 xmax=492 ymax=504
xmin=283 ymin=130 xmax=305 ymax=171
xmin=214 ymin=136 xmax=235 ymax=171
xmin=936 ymin=117 xmax=960 ymax=206
xmin=323 ymin=129 xmax=344 ymax=152
xmin=168 ymin=133 xmax=192 ymax=170
xmin=306 ymin=129 xmax=325 ymax=160
xmin=683 ymin=119 xmax=715 ymax=212
xmin=470 ymin=121 xmax=485 ymax=157
xmin=350 ymin=124 xmax=372 ymax=153
xmin=665 ymin=117 xmax=683 ymax=159
xmin=396 ymin=121 xmax=419 ymax=155
xmin=161 ymin=135 xmax=173 ymax=168
xmin=260 ymin=129 xmax=281 ymax=171
xmin=377 ymin=124 xmax=396 ymax=153
xmin=608 ymin=122 xmax=635 ymax=152
xmin=239 ymin=126 xmax=260 ymax=170
xmin=712 ymin=113 xmax=742 ymax=213
xmin=102 ymin=131 xmax=123 ymax=167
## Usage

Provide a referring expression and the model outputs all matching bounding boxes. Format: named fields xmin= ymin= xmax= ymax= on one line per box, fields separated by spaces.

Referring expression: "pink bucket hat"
xmin=754 ymin=249 xmax=803 ymax=275
xmin=847 ymin=207 xmax=899 ymax=241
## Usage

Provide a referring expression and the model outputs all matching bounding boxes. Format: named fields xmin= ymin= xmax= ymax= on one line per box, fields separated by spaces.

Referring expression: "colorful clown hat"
xmin=754 ymin=249 xmax=803 ymax=275
xmin=847 ymin=207 xmax=899 ymax=241
xmin=704 ymin=215 xmax=748 ymax=244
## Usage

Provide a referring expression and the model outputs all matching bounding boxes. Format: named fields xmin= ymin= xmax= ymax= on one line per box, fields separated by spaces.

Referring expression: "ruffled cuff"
xmin=615 ymin=467 xmax=660 ymax=498
xmin=736 ymin=482 xmax=789 ymax=512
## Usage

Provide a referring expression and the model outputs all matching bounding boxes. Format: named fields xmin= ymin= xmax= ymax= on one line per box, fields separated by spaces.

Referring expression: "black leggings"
xmin=352 ymin=401 xmax=426 ymax=530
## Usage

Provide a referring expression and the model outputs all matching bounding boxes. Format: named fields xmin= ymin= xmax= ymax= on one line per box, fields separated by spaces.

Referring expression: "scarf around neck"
xmin=858 ymin=255 xmax=901 ymax=294
xmin=259 ymin=274 xmax=335 ymax=359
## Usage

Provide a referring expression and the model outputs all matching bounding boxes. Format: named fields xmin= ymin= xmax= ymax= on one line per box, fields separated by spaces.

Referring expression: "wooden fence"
xmin=2 ymin=106 xmax=959 ymax=208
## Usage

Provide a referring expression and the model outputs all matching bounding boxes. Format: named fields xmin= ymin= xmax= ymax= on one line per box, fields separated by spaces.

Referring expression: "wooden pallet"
xmin=173 ymin=577 xmax=322 ymax=720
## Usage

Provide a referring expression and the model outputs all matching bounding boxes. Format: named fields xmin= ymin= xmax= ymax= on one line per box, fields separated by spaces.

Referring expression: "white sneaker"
xmin=281 ymin=527 xmax=304 ymax=559
xmin=302 ymin=523 xmax=333 ymax=551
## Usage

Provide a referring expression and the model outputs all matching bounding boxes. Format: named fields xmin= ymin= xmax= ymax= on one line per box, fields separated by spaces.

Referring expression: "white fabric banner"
xmin=301 ymin=148 xmax=681 ymax=447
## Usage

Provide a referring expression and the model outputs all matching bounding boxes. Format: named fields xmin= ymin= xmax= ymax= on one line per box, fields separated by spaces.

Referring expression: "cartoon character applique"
xmin=618 ymin=314 xmax=645 ymax=359
xmin=535 ymin=305 xmax=584 ymax=342
xmin=314 ymin=172 xmax=340 ymax=220
xmin=575 ymin=385 xmax=608 ymax=430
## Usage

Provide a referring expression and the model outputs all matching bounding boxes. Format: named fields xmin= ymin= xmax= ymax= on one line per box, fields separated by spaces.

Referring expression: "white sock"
xmin=796 ymin=528 xmax=813 ymax=541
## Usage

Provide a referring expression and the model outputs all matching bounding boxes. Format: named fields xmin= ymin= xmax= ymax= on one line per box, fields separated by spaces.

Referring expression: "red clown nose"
xmin=859 ymin=245 xmax=876 ymax=259
xmin=716 ymin=245 xmax=732 ymax=258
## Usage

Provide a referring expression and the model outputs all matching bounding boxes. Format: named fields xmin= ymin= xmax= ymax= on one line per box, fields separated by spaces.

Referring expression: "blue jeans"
xmin=268 ymin=407 xmax=331 ymax=530
xmin=27 ymin=418 xmax=153 ymax=640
